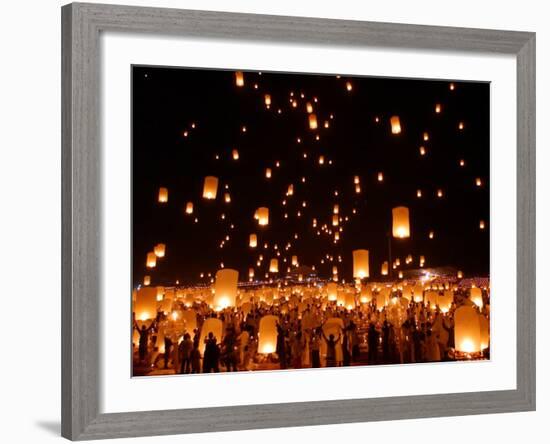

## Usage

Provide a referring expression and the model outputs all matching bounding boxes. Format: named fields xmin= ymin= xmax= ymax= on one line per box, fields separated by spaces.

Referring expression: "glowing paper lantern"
xmin=435 ymin=103 xmax=442 ymax=113
xmin=202 ymin=176 xmax=219 ymax=199
xmin=269 ymin=259 xmax=279 ymax=273
xmin=480 ymin=220 xmax=486 ymax=230
xmin=377 ymin=172 xmax=384 ymax=182
xmin=392 ymin=206 xmax=410 ymax=239
xmin=158 ymin=187 xmax=168 ymax=203
xmin=346 ymin=81 xmax=353 ymax=91
xmin=332 ymin=214 xmax=339 ymax=226
xmin=143 ymin=275 xmax=150 ymax=286
xmin=248 ymin=268 xmax=255 ymax=279
xmin=306 ymin=102 xmax=313 ymax=113
xmin=327 ymin=282 xmax=338 ymax=301
xmin=235 ymin=71 xmax=244 ymax=87
xmin=181 ymin=310 xmax=197 ymax=334
xmin=154 ymin=243 xmax=165 ymax=258
xmin=479 ymin=314 xmax=489 ymax=350
xmin=360 ymin=285 xmax=373 ymax=303
xmin=232 ymin=149 xmax=239 ymax=160
xmin=292 ymin=255 xmax=298 ymax=267
xmin=185 ymin=202 xmax=193 ymax=214
xmin=390 ymin=116 xmax=401 ymax=134
xmin=249 ymin=234 xmax=257 ymax=248
xmin=265 ymin=168 xmax=272 ymax=179
xmin=258 ymin=315 xmax=278 ymax=354
xmin=438 ymin=291 xmax=453 ymax=313
xmin=470 ymin=287 xmax=483 ymax=309
xmin=213 ymin=268 xmax=239 ymax=310
xmin=287 ymin=184 xmax=294 ymax=196
xmin=381 ymin=261 xmax=389 ymax=276
xmin=264 ymin=94 xmax=271 ymax=106
xmin=352 ymin=249 xmax=370 ymax=279
xmin=455 ymin=305 xmax=482 ymax=353
xmin=199 ymin=317 xmax=223 ymax=354
xmin=146 ymin=252 xmax=156 ymax=268
xmin=134 ymin=287 xmax=158 ymax=321
xmin=257 ymin=207 xmax=269 ymax=226
xmin=413 ymin=285 xmax=424 ymax=303
xmin=308 ymin=114 xmax=318 ymax=130
xmin=224 ymin=192 xmax=231 ymax=203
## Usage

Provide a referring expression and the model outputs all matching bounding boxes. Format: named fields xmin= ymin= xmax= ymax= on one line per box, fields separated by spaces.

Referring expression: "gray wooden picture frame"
xmin=61 ymin=2 xmax=536 ymax=440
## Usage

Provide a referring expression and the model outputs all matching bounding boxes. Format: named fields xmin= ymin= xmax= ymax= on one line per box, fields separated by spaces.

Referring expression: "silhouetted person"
xmin=203 ymin=332 xmax=220 ymax=373
xmin=178 ymin=333 xmax=193 ymax=374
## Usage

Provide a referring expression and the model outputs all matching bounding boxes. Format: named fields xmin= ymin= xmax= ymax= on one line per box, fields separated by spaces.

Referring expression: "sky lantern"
xmin=258 ymin=315 xmax=279 ymax=354
xmin=235 ymin=71 xmax=244 ymax=87
xmin=318 ymin=155 xmax=325 ymax=165
xmin=360 ymin=285 xmax=373 ymax=303
xmin=455 ymin=305 xmax=482 ymax=353
xmin=327 ymin=282 xmax=338 ymax=301
xmin=248 ymin=267 xmax=255 ymax=279
xmin=470 ymin=287 xmax=483 ymax=309
xmin=287 ymin=184 xmax=294 ymax=196
xmin=146 ymin=252 xmax=157 ymax=268
xmin=480 ymin=220 xmax=486 ymax=230
xmin=213 ymin=268 xmax=238 ymax=310
xmin=202 ymin=176 xmax=219 ymax=199
xmin=417 ymin=189 xmax=422 ymax=198
xmin=459 ymin=159 xmax=466 ymax=167
xmin=437 ymin=189 xmax=444 ymax=198
xmin=308 ymin=114 xmax=318 ymax=130
xmin=381 ymin=261 xmax=389 ymax=276
xmin=438 ymin=290 xmax=453 ymax=313
xmin=390 ymin=116 xmax=401 ymax=134
xmin=419 ymin=146 xmax=426 ymax=156
xmin=423 ymin=132 xmax=429 ymax=141
xmin=332 ymin=214 xmax=339 ymax=226
xmin=143 ymin=275 xmax=151 ymax=286
xmin=158 ymin=187 xmax=168 ymax=203
xmin=224 ymin=192 xmax=231 ymax=203
xmin=265 ymin=168 xmax=272 ymax=179
xmin=419 ymin=255 xmax=425 ymax=267
xmin=377 ymin=172 xmax=384 ymax=182
xmin=479 ymin=315 xmax=490 ymax=350
xmin=185 ymin=202 xmax=193 ymax=214
xmin=249 ymin=234 xmax=257 ymax=248
xmin=457 ymin=270 xmax=464 ymax=279
xmin=352 ymin=249 xmax=370 ymax=279
xmin=232 ymin=149 xmax=239 ymax=160
xmin=333 ymin=204 xmax=339 ymax=215
xmin=413 ymin=284 xmax=424 ymax=302
xmin=449 ymin=82 xmax=455 ymax=91
xmin=346 ymin=81 xmax=353 ymax=91
xmin=269 ymin=259 xmax=279 ymax=273
xmin=458 ymin=121 xmax=465 ymax=130
xmin=429 ymin=230 xmax=435 ymax=239
xmin=257 ymin=207 xmax=269 ymax=226
xmin=292 ymin=255 xmax=298 ymax=267
xmin=435 ymin=103 xmax=442 ymax=113
xmin=134 ymin=287 xmax=158 ymax=321
xmin=199 ymin=318 xmax=223 ymax=355
xmin=306 ymin=102 xmax=313 ymax=113
xmin=392 ymin=206 xmax=410 ymax=239
xmin=355 ymin=184 xmax=361 ymax=194
xmin=264 ymin=94 xmax=271 ymax=107
xmin=154 ymin=243 xmax=166 ymax=258
xmin=476 ymin=177 xmax=482 ymax=187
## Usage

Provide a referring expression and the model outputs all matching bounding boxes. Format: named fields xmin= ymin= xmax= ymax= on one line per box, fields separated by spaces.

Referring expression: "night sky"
xmin=132 ymin=66 xmax=489 ymax=287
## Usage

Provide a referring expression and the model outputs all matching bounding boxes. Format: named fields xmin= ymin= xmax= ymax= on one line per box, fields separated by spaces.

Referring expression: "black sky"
xmin=132 ymin=66 xmax=490 ymax=287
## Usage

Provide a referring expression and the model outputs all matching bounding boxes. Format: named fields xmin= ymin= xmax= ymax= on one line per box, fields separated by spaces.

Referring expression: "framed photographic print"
xmin=61 ymin=2 xmax=535 ymax=440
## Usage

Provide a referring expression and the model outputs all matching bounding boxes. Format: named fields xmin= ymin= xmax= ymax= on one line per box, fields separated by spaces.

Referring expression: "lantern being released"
xmin=390 ymin=116 xmax=402 ymax=134
xmin=134 ymin=287 xmax=158 ymax=321
xmin=470 ymin=287 xmax=483 ymax=309
xmin=257 ymin=207 xmax=269 ymax=226
xmin=213 ymin=268 xmax=239 ymax=310
xmin=392 ymin=206 xmax=410 ymax=238
xmin=455 ymin=305 xmax=482 ymax=353
xmin=199 ymin=318 xmax=223 ymax=354
xmin=327 ymin=282 xmax=338 ymax=301
xmin=257 ymin=315 xmax=278 ymax=354
xmin=158 ymin=187 xmax=168 ymax=203
xmin=352 ymin=249 xmax=370 ymax=279
xmin=202 ymin=176 xmax=219 ymax=199
xmin=146 ymin=252 xmax=157 ymax=268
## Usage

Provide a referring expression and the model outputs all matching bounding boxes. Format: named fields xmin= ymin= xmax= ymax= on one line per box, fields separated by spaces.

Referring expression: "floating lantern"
xmin=202 ymin=176 xmax=219 ymax=199
xmin=258 ymin=315 xmax=278 ymax=354
xmin=438 ymin=291 xmax=453 ymax=313
xmin=264 ymin=94 xmax=271 ymax=106
xmin=327 ymin=282 xmax=338 ymax=301
xmin=398 ymin=271 xmax=404 ymax=279
xmin=249 ymin=234 xmax=257 ymax=248
xmin=224 ymin=192 xmax=231 ymax=203
xmin=306 ymin=102 xmax=313 ymax=113
xmin=269 ymin=259 xmax=279 ymax=273
xmin=134 ymin=287 xmax=158 ymax=321
xmin=346 ymin=81 xmax=353 ymax=91
xmin=354 ymin=176 xmax=360 ymax=185
xmin=292 ymin=255 xmax=298 ymax=267
xmin=475 ymin=177 xmax=482 ymax=187
xmin=352 ymin=249 xmax=370 ymax=279
xmin=146 ymin=252 xmax=156 ymax=268
xmin=457 ymin=270 xmax=464 ymax=279
xmin=232 ymin=149 xmax=239 ymax=160
xmin=429 ymin=231 xmax=434 ymax=239
xmin=419 ymin=255 xmax=425 ymax=267
xmin=158 ymin=187 xmax=168 ymax=203
xmin=381 ymin=261 xmax=389 ymax=276
xmin=435 ymin=103 xmax=442 ymax=113
xmin=423 ymin=132 xmax=429 ymax=141
xmin=377 ymin=172 xmax=384 ymax=182
xmin=308 ymin=114 xmax=318 ymax=130
xmin=390 ymin=116 xmax=401 ymax=134
xmin=437 ymin=189 xmax=444 ymax=198
xmin=318 ymin=155 xmax=325 ymax=165
xmin=143 ymin=275 xmax=151 ymax=286
xmin=235 ymin=71 xmax=244 ymax=87
xmin=332 ymin=214 xmax=339 ymax=226
xmin=419 ymin=146 xmax=426 ymax=156
xmin=480 ymin=220 xmax=486 ymax=230
xmin=257 ymin=207 xmax=269 ymax=226
xmin=154 ymin=243 xmax=166 ymax=258
xmin=333 ymin=204 xmax=339 ymax=215
xmin=417 ymin=189 xmax=422 ymax=198
xmin=185 ymin=202 xmax=193 ymax=214
xmin=459 ymin=159 xmax=465 ymax=167
xmin=248 ymin=268 xmax=255 ymax=279
xmin=265 ymin=168 xmax=272 ymax=179
xmin=360 ymin=285 xmax=373 ymax=303
xmin=455 ymin=305 xmax=482 ymax=353
xmin=392 ymin=206 xmax=411 ymax=239
xmin=199 ymin=318 xmax=223 ymax=354
xmin=458 ymin=121 xmax=465 ymax=130
xmin=470 ymin=287 xmax=483 ymax=309
xmin=450 ymin=82 xmax=455 ymax=91
xmin=213 ymin=268 xmax=238 ymax=310
xmin=413 ymin=285 xmax=424 ymax=302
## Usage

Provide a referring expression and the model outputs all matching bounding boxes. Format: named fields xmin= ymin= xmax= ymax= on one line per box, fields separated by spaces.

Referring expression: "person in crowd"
xmin=133 ymin=318 xmax=156 ymax=364
xmin=203 ymin=332 xmax=220 ymax=373
xmin=367 ymin=322 xmax=379 ymax=364
xmin=310 ymin=328 xmax=321 ymax=368
xmin=323 ymin=331 xmax=341 ymax=368
xmin=178 ymin=333 xmax=193 ymax=374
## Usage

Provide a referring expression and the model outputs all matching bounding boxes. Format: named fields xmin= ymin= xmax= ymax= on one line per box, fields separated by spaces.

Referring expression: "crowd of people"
xmin=133 ymin=286 xmax=490 ymax=375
